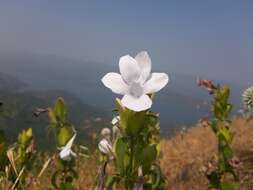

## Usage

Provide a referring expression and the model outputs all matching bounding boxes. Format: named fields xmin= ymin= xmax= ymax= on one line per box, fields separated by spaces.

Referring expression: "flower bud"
xmin=196 ymin=77 xmax=217 ymax=94
xmin=101 ymin=128 xmax=111 ymax=141
xmin=98 ymin=139 xmax=112 ymax=155
xmin=112 ymin=125 xmax=121 ymax=140
xmin=242 ymin=86 xmax=253 ymax=109
xmin=111 ymin=116 xmax=120 ymax=125
xmin=58 ymin=132 xmax=76 ymax=161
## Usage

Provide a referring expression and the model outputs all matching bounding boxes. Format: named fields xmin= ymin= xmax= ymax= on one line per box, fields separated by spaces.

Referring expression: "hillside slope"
xmin=161 ymin=118 xmax=253 ymax=189
xmin=24 ymin=118 xmax=253 ymax=190
xmin=0 ymin=73 xmax=110 ymax=148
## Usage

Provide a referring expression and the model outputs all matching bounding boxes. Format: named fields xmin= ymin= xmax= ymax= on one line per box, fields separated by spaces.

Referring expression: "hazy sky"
xmin=0 ymin=1 xmax=252 ymax=86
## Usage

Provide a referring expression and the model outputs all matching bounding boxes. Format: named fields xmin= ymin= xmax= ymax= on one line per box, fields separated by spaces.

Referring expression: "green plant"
xmin=0 ymin=103 xmax=8 ymax=174
xmin=47 ymin=97 xmax=78 ymax=190
xmin=0 ymin=129 xmax=8 ymax=175
xmin=198 ymin=78 xmax=239 ymax=190
xmin=97 ymin=51 xmax=168 ymax=190
xmin=5 ymin=128 xmax=35 ymax=190
xmin=0 ymin=102 xmax=35 ymax=189
xmin=96 ymin=99 xmax=166 ymax=190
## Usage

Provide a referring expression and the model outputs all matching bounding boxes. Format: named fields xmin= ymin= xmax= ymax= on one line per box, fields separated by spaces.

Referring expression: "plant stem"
xmin=127 ymin=136 xmax=135 ymax=189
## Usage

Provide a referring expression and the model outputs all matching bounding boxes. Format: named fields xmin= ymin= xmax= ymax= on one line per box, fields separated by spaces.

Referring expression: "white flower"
xmin=58 ymin=133 xmax=77 ymax=161
xmin=101 ymin=128 xmax=111 ymax=141
xmin=102 ymin=51 xmax=169 ymax=112
xmin=242 ymin=86 xmax=253 ymax=109
xmin=111 ymin=116 xmax=121 ymax=140
xmin=112 ymin=125 xmax=121 ymax=140
xmin=111 ymin=116 xmax=120 ymax=125
xmin=98 ymin=138 xmax=112 ymax=155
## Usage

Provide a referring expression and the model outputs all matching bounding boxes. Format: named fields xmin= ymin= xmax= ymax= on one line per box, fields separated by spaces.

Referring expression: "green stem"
xmin=129 ymin=136 xmax=134 ymax=173
xmin=126 ymin=136 xmax=135 ymax=189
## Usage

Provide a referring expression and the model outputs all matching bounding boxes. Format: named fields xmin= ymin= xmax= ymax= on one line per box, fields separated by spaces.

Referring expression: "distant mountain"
xmin=0 ymin=72 xmax=110 ymax=149
xmin=0 ymin=51 xmax=245 ymax=131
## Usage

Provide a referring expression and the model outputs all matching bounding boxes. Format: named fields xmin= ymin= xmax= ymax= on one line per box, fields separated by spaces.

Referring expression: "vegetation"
xmin=0 ymin=51 xmax=252 ymax=190
xmin=1 ymin=117 xmax=252 ymax=190
xmin=0 ymin=88 xmax=109 ymax=149
xmin=198 ymin=79 xmax=239 ymax=189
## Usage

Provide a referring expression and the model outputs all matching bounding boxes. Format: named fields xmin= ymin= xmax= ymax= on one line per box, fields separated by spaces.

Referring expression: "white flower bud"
xmin=112 ymin=125 xmax=121 ymax=140
xmin=111 ymin=116 xmax=120 ymax=125
xmin=101 ymin=128 xmax=111 ymax=141
xmin=98 ymin=138 xmax=112 ymax=155
xmin=59 ymin=133 xmax=77 ymax=161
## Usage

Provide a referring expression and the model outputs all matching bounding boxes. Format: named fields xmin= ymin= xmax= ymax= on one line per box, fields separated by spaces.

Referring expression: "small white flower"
xmin=98 ymin=138 xmax=112 ymax=155
xmin=101 ymin=128 xmax=111 ymax=141
xmin=102 ymin=51 xmax=169 ymax=112
xmin=58 ymin=133 xmax=77 ymax=161
xmin=111 ymin=116 xmax=120 ymax=125
xmin=112 ymin=125 xmax=121 ymax=140
xmin=242 ymin=86 xmax=253 ymax=109
xmin=111 ymin=116 xmax=121 ymax=140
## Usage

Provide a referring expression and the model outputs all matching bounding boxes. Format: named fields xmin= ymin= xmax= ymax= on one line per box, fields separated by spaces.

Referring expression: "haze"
xmin=0 ymin=1 xmax=252 ymax=86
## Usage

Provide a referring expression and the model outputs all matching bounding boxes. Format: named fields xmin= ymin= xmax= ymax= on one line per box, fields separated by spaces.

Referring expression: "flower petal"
xmin=70 ymin=150 xmax=77 ymax=157
xmin=119 ymin=55 xmax=141 ymax=84
xmin=111 ymin=116 xmax=120 ymax=125
xmin=143 ymin=73 xmax=169 ymax=94
xmin=98 ymin=139 xmax=112 ymax=155
xmin=135 ymin=51 xmax=151 ymax=83
xmin=102 ymin=72 xmax=129 ymax=95
xmin=112 ymin=126 xmax=121 ymax=140
xmin=60 ymin=148 xmax=71 ymax=160
xmin=65 ymin=133 xmax=76 ymax=150
xmin=121 ymin=94 xmax=152 ymax=112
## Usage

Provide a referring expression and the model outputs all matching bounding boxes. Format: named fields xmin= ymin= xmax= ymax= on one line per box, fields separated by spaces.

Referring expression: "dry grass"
xmin=161 ymin=118 xmax=253 ymax=190
xmin=2 ymin=118 xmax=253 ymax=190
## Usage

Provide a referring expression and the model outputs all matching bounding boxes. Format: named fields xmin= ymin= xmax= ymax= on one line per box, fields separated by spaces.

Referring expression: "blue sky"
xmin=0 ymin=1 xmax=252 ymax=85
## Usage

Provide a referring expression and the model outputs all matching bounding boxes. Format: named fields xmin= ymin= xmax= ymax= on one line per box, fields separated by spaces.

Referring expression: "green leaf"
xmin=208 ymin=171 xmax=220 ymax=189
xmin=218 ymin=154 xmax=226 ymax=173
xmin=51 ymin=170 xmax=61 ymax=189
xmin=220 ymin=86 xmax=230 ymax=101
xmin=26 ymin=128 xmax=33 ymax=138
xmin=54 ymin=97 xmax=67 ymax=122
xmin=58 ymin=127 xmax=72 ymax=146
xmin=106 ymin=175 xmax=121 ymax=190
xmin=115 ymin=98 xmax=125 ymax=113
xmin=226 ymin=104 xmax=232 ymax=114
xmin=18 ymin=128 xmax=33 ymax=145
xmin=218 ymin=127 xmax=232 ymax=144
xmin=48 ymin=108 xmax=57 ymax=125
xmin=211 ymin=119 xmax=218 ymax=133
xmin=120 ymin=110 xmax=146 ymax=135
xmin=221 ymin=181 xmax=235 ymax=190
xmin=149 ymin=164 xmax=166 ymax=189
xmin=114 ymin=137 xmax=128 ymax=175
xmin=223 ymin=146 xmax=233 ymax=160
xmin=60 ymin=182 xmax=75 ymax=190
xmin=0 ymin=130 xmax=7 ymax=168
xmin=136 ymin=144 xmax=157 ymax=173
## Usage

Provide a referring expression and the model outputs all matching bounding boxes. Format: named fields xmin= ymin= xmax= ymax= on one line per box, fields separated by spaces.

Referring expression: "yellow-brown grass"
xmin=161 ymin=118 xmax=253 ymax=190
xmin=2 ymin=118 xmax=253 ymax=190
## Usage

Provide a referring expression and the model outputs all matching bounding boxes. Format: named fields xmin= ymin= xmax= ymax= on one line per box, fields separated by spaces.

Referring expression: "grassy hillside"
xmin=161 ymin=118 xmax=253 ymax=189
xmin=3 ymin=118 xmax=250 ymax=190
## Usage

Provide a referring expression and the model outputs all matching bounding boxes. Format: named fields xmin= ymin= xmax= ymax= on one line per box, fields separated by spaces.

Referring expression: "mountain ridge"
xmin=0 ymin=51 xmax=245 ymax=129
xmin=0 ymin=73 xmax=110 ymax=149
